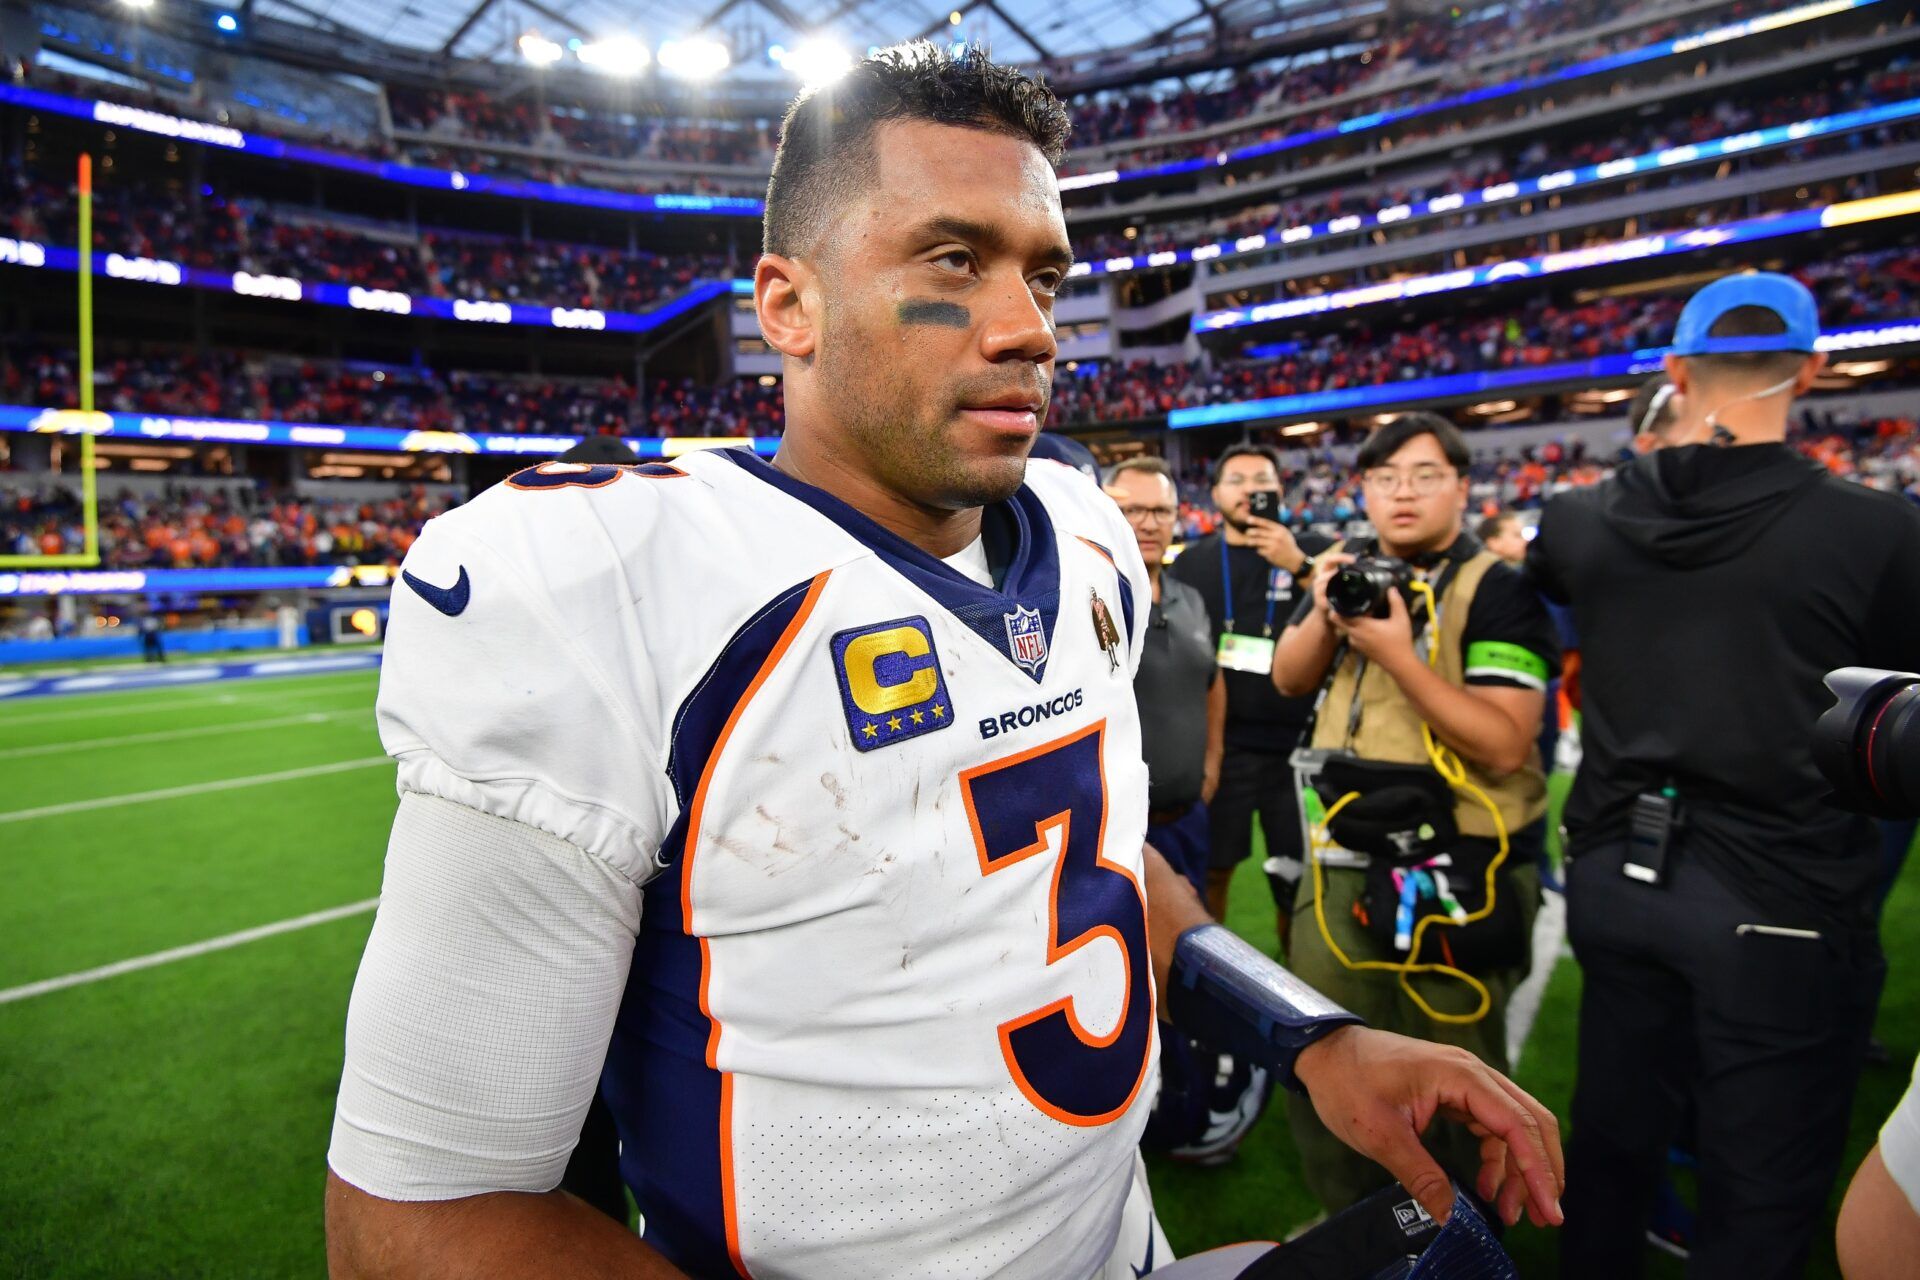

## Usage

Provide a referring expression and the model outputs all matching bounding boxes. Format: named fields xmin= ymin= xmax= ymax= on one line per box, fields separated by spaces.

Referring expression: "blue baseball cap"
xmin=1028 ymin=430 xmax=1101 ymax=480
xmin=1670 ymin=271 xmax=1820 ymax=356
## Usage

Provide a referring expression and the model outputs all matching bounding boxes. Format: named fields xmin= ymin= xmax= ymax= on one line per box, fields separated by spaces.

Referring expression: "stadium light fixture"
xmin=772 ymin=39 xmax=852 ymax=88
xmin=578 ymin=35 xmax=651 ymax=75
xmin=518 ymin=31 xmax=565 ymax=66
xmin=949 ymin=10 xmax=963 ymax=24
xmin=658 ymin=36 xmax=730 ymax=80
xmin=120 ymin=0 xmax=157 ymax=10
xmin=214 ymin=11 xmax=240 ymax=33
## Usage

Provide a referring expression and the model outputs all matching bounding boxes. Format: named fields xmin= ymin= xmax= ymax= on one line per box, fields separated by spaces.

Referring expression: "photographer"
xmin=1272 ymin=413 xmax=1559 ymax=1216
xmin=1528 ymin=273 xmax=1920 ymax=1280
xmin=1170 ymin=444 xmax=1331 ymax=943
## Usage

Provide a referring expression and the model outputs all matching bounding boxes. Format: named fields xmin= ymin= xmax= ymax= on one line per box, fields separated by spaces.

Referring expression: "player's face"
xmin=1362 ymin=433 xmax=1469 ymax=557
xmin=809 ymin=120 xmax=1072 ymax=510
xmin=1108 ymin=469 xmax=1179 ymax=567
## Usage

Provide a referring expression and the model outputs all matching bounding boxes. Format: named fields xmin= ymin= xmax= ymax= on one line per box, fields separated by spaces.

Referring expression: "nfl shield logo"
xmin=1003 ymin=605 xmax=1048 ymax=676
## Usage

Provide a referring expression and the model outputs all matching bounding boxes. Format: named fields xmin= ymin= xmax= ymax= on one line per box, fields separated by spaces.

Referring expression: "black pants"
xmin=1208 ymin=746 xmax=1304 ymax=907
xmin=1560 ymin=842 xmax=1883 ymax=1280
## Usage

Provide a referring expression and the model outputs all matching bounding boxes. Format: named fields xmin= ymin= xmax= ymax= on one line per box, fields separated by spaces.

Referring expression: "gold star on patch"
xmin=932 ymin=704 xmax=946 ymax=719
xmin=862 ymin=722 xmax=878 ymax=740
xmin=887 ymin=715 xmax=903 ymax=732
xmin=910 ymin=709 xmax=925 ymax=725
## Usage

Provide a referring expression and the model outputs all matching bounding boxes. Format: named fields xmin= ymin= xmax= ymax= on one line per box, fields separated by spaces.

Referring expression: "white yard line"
xmin=0 ymin=711 xmax=367 ymax=760
xmin=0 ymin=898 xmax=381 ymax=1006
xmin=0 ymin=671 xmax=377 ymax=727
xmin=1506 ymin=887 xmax=1569 ymax=1069
xmin=0 ymin=757 xmax=393 ymax=824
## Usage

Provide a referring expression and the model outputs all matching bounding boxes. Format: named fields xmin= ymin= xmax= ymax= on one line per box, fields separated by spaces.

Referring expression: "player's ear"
xmin=1794 ymin=351 xmax=1827 ymax=396
xmin=1663 ymin=353 xmax=1692 ymax=397
xmin=755 ymin=252 xmax=818 ymax=361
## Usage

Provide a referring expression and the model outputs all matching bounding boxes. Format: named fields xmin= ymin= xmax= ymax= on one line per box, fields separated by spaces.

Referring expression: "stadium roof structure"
xmin=279 ymin=0 xmax=1335 ymax=65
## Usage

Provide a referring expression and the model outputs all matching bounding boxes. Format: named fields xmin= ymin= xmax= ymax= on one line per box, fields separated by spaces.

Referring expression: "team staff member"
xmin=1530 ymin=273 xmax=1920 ymax=1280
xmin=1274 ymin=412 xmax=1559 ymax=1217
xmin=1108 ymin=457 xmax=1271 ymax=1167
xmin=1477 ymin=512 xmax=1528 ymax=566
xmin=1169 ymin=444 xmax=1330 ymax=940
xmin=1108 ymin=457 xmax=1225 ymax=885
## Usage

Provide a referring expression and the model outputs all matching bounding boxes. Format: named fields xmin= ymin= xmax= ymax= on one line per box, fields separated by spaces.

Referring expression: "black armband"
xmin=1165 ymin=924 xmax=1365 ymax=1096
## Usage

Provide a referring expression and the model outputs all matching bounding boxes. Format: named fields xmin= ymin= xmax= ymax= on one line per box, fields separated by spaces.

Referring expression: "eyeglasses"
xmin=1120 ymin=504 xmax=1178 ymax=525
xmin=1218 ymin=473 xmax=1281 ymax=489
xmin=1361 ymin=465 xmax=1457 ymax=496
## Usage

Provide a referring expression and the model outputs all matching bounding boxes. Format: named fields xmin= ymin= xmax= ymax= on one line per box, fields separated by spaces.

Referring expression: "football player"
xmin=325 ymin=43 xmax=1562 ymax=1279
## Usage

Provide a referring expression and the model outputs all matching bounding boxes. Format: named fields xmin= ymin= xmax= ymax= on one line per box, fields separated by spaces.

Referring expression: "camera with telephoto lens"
xmin=1326 ymin=556 xmax=1414 ymax=620
xmin=1813 ymin=667 xmax=1920 ymax=818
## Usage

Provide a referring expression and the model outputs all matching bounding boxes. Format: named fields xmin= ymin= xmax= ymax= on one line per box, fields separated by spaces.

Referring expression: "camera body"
xmin=1814 ymin=667 xmax=1920 ymax=818
xmin=1327 ymin=555 xmax=1414 ymax=620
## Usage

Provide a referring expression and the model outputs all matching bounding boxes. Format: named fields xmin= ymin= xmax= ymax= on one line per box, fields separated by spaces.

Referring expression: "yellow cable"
xmin=1305 ymin=578 xmax=1513 ymax=1025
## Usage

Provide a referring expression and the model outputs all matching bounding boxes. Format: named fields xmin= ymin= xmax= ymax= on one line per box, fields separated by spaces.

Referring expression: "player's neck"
xmin=771 ymin=442 xmax=984 ymax=559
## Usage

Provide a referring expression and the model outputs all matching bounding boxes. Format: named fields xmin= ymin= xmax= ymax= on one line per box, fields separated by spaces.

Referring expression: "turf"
xmin=0 ymin=668 xmax=1913 ymax=1277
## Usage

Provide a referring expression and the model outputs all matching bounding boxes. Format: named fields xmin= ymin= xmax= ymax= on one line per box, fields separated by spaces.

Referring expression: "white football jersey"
xmin=375 ymin=446 xmax=1159 ymax=1279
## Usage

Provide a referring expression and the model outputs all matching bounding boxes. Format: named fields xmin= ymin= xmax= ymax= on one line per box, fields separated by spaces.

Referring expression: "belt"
xmin=1148 ymin=801 xmax=1195 ymax=827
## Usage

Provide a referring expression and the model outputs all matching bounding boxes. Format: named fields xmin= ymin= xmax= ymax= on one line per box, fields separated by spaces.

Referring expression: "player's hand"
xmin=1330 ymin=580 xmax=1414 ymax=666
xmin=1243 ymin=515 xmax=1304 ymax=571
xmin=1307 ymin=553 xmax=1356 ymax=622
xmin=1294 ymin=1026 xmax=1565 ymax=1229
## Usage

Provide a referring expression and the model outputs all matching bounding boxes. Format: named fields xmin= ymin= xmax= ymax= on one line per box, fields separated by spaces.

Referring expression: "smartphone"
xmin=1247 ymin=489 xmax=1282 ymax=523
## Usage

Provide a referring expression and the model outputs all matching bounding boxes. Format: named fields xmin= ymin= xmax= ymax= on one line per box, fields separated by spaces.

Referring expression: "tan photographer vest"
xmin=1308 ymin=544 xmax=1548 ymax=839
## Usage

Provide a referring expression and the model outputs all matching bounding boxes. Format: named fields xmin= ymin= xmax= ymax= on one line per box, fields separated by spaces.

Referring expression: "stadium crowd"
xmin=1062 ymin=0 xmax=1697 ymax=155
xmin=1053 ymin=250 xmax=1920 ymax=426
xmin=1 ymin=169 xmax=734 ymax=315
xmin=1062 ymin=16 xmax=1902 ymax=202
xmin=0 ymin=344 xmax=791 ymax=438
xmin=0 ymin=479 xmax=457 ymax=568
xmin=1071 ymin=66 xmax=1920 ymax=267
xmin=5 ymin=250 xmax=1908 ymax=439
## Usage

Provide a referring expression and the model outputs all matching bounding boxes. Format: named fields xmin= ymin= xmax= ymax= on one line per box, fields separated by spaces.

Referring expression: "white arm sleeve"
xmin=1882 ymin=1053 xmax=1920 ymax=1215
xmin=328 ymin=792 xmax=642 ymax=1202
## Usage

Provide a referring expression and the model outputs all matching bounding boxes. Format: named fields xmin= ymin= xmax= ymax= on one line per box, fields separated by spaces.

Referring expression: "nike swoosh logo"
xmin=401 ymin=566 xmax=471 ymax=617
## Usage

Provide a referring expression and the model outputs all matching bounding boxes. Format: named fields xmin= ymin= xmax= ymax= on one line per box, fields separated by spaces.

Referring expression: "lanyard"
xmin=1220 ymin=537 xmax=1281 ymax=638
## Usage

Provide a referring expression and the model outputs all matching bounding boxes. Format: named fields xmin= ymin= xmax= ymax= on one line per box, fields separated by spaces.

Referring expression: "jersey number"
xmin=959 ymin=721 xmax=1152 ymax=1127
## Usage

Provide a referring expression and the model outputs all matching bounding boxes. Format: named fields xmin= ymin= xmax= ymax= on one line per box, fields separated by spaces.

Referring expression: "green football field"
xmin=1 ymin=664 xmax=1914 ymax=1277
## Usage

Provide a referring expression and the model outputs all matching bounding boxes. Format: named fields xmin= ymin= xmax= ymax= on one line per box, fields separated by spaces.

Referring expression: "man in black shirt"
xmin=1529 ymin=273 xmax=1920 ymax=1280
xmin=1110 ymin=456 xmax=1275 ymax=1166
xmin=1169 ymin=444 xmax=1330 ymax=944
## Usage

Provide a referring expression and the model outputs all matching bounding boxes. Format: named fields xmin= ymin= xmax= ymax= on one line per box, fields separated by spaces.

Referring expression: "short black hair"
xmin=1686 ymin=304 xmax=1812 ymax=384
xmin=1211 ymin=443 xmax=1285 ymax=487
xmin=764 ymin=42 xmax=1071 ymax=258
xmin=1356 ymin=412 xmax=1470 ymax=471
xmin=1477 ymin=511 xmax=1519 ymax=542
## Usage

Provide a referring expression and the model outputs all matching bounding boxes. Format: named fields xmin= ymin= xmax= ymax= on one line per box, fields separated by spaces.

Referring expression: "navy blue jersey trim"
xmin=722 ymin=448 xmax=1062 ymax=683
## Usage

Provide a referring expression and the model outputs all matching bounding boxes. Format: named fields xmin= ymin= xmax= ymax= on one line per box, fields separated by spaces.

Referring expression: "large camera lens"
xmin=1326 ymin=557 xmax=1409 ymax=620
xmin=1812 ymin=667 xmax=1920 ymax=818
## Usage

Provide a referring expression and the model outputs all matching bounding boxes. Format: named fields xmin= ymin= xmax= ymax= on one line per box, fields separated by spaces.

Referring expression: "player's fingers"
xmin=1449 ymin=1068 xmax=1563 ymax=1226
xmin=1369 ymin=1123 xmax=1456 ymax=1226
xmin=1475 ymin=1130 xmax=1506 ymax=1206
xmin=1481 ymin=1069 xmax=1566 ymax=1208
xmin=1495 ymin=1144 xmax=1531 ymax=1227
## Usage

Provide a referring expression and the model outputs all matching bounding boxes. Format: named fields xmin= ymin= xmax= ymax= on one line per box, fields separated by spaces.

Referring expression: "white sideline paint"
xmin=0 ymin=756 xmax=393 ymax=823
xmin=50 ymin=667 xmax=222 ymax=692
xmin=0 ymin=672 xmax=376 ymax=727
xmin=0 ymin=897 xmax=381 ymax=1006
xmin=1506 ymin=886 xmax=1569 ymax=1068
xmin=0 ymin=711 xmax=364 ymax=760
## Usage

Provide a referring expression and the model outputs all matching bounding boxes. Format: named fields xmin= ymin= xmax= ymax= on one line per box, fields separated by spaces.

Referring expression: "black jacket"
xmin=1528 ymin=442 xmax=1920 ymax=930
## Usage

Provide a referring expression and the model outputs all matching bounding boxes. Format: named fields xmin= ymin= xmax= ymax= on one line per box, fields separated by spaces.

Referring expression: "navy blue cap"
xmin=1670 ymin=272 xmax=1819 ymax=356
